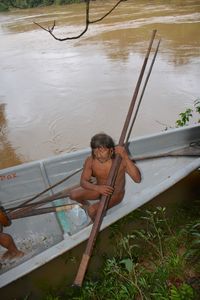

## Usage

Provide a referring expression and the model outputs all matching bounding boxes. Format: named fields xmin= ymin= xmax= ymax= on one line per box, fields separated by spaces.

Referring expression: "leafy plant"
xmin=41 ymin=206 xmax=200 ymax=300
xmin=194 ymin=98 xmax=200 ymax=114
xmin=185 ymin=220 xmax=200 ymax=263
xmin=176 ymin=108 xmax=193 ymax=127
xmin=176 ymin=98 xmax=200 ymax=127
xmin=169 ymin=283 xmax=195 ymax=300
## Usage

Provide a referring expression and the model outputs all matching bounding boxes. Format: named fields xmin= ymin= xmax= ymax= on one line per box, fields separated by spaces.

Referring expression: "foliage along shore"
xmin=0 ymin=0 xmax=86 ymax=11
xmin=38 ymin=192 xmax=200 ymax=300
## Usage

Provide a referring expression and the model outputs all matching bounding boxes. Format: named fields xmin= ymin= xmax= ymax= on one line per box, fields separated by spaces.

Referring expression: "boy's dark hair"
xmin=90 ymin=133 xmax=115 ymax=158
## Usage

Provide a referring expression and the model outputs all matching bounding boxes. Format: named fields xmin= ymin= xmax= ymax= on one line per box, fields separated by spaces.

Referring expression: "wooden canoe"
xmin=0 ymin=124 xmax=200 ymax=288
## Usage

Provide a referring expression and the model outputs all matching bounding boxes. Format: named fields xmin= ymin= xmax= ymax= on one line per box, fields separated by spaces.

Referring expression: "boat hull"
xmin=0 ymin=124 xmax=200 ymax=288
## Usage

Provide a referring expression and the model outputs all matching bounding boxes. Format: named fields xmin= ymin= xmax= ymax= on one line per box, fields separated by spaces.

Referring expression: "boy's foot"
xmin=1 ymin=249 xmax=24 ymax=260
xmin=82 ymin=202 xmax=96 ymax=223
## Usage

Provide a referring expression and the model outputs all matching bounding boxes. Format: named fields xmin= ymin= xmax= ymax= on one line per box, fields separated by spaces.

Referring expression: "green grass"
xmin=41 ymin=202 xmax=200 ymax=300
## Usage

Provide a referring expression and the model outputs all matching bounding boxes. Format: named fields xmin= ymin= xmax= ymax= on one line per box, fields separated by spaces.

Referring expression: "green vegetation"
xmin=0 ymin=2 xmax=9 ymax=11
xmin=0 ymin=0 xmax=84 ymax=11
xmin=176 ymin=98 xmax=200 ymax=127
xmin=40 ymin=203 xmax=200 ymax=300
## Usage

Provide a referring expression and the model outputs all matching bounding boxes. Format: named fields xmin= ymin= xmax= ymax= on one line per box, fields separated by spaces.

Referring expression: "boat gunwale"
xmin=1 ymin=123 xmax=200 ymax=174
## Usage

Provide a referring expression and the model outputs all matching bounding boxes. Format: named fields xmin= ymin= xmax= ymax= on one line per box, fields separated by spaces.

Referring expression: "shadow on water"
xmin=1 ymin=170 xmax=200 ymax=300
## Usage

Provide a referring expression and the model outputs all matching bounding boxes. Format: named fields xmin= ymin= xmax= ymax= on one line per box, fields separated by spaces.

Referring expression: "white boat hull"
xmin=0 ymin=124 xmax=200 ymax=288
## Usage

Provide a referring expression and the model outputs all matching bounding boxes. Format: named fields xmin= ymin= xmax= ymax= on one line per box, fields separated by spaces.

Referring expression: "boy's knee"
xmin=69 ymin=189 xmax=77 ymax=200
xmin=109 ymin=195 xmax=124 ymax=209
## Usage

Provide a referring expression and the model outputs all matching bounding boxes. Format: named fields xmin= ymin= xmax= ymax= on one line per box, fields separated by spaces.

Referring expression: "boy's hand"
xmin=115 ymin=146 xmax=129 ymax=159
xmin=96 ymin=185 xmax=114 ymax=196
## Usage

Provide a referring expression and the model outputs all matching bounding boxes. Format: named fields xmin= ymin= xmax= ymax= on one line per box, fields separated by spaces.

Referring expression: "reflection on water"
xmin=0 ymin=0 xmax=200 ymax=168
xmin=0 ymin=104 xmax=22 ymax=168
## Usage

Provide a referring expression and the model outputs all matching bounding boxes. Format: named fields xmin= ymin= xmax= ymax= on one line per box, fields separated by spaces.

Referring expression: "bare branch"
xmin=50 ymin=20 xmax=56 ymax=33
xmin=90 ymin=0 xmax=127 ymax=24
xmin=34 ymin=2 xmax=88 ymax=40
xmin=33 ymin=21 xmax=50 ymax=33
xmin=34 ymin=0 xmax=126 ymax=41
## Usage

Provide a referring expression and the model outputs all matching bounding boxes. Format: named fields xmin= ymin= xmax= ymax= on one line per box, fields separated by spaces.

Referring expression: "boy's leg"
xmin=0 ymin=232 xmax=24 ymax=259
xmin=69 ymin=188 xmax=124 ymax=222
xmin=107 ymin=191 xmax=125 ymax=209
xmin=87 ymin=192 xmax=125 ymax=222
xmin=69 ymin=187 xmax=101 ymax=221
xmin=70 ymin=187 xmax=100 ymax=203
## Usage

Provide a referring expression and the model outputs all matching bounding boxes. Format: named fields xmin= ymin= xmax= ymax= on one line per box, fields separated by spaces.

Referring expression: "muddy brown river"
xmin=0 ymin=1 xmax=200 ymax=299
xmin=0 ymin=0 xmax=200 ymax=169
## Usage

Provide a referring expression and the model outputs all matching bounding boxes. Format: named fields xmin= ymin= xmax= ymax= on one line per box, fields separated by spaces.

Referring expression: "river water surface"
xmin=0 ymin=0 xmax=200 ymax=169
xmin=0 ymin=1 xmax=200 ymax=298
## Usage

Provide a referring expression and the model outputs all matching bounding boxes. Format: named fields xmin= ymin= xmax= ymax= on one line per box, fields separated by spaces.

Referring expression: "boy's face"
xmin=93 ymin=146 xmax=112 ymax=162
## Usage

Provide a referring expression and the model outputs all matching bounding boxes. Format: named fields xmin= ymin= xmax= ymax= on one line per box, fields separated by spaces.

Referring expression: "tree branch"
xmin=34 ymin=0 xmax=127 ymax=41
xmin=90 ymin=0 xmax=127 ymax=24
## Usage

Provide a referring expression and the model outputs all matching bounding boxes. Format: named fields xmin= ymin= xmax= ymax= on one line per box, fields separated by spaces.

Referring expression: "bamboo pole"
xmin=133 ymin=145 xmax=200 ymax=161
xmin=9 ymin=204 xmax=82 ymax=220
xmin=7 ymin=168 xmax=82 ymax=212
xmin=125 ymin=39 xmax=161 ymax=144
xmin=7 ymin=184 xmax=79 ymax=222
xmin=73 ymin=29 xmax=157 ymax=287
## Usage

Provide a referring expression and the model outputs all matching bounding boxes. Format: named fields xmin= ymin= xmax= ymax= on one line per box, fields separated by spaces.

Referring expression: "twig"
xmin=90 ymin=0 xmax=127 ymax=24
xmin=34 ymin=0 xmax=126 ymax=41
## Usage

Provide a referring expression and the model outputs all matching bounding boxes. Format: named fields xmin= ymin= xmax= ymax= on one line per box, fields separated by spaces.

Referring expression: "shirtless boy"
xmin=70 ymin=133 xmax=141 ymax=221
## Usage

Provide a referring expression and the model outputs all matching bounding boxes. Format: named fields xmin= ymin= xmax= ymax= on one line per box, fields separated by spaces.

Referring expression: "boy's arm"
xmin=80 ymin=157 xmax=98 ymax=191
xmin=115 ymin=146 xmax=141 ymax=183
xmin=80 ymin=157 xmax=114 ymax=196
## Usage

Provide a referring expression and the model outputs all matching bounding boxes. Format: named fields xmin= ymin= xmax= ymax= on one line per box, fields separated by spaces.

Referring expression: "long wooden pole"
xmin=6 ymin=184 xmax=79 ymax=221
xmin=6 ymin=168 xmax=82 ymax=212
xmin=125 ymin=39 xmax=161 ymax=144
xmin=8 ymin=203 xmax=81 ymax=220
xmin=0 ymin=202 xmax=83 ymax=227
xmin=73 ymin=29 xmax=157 ymax=287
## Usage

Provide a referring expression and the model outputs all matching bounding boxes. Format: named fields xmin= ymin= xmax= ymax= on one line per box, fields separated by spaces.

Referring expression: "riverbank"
xmin=0 ymin=0 xmax=84 ymax=12
xmin=44 ymin=185 xmax=200 ymax=299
